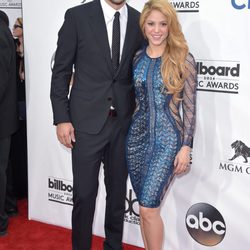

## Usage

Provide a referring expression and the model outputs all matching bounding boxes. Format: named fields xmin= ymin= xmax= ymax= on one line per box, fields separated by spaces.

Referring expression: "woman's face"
xmin=144 ymin=9 xmax=169 ymax=48
xmin=12 ymin=20 xmax=23 ymax=38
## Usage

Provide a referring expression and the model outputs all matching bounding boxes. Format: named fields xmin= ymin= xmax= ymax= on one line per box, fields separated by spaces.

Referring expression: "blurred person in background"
xmin=13 ymin=17 xmax=25 ymax=114
xmin=10 ymin=17 xmax=28 ymax=199
xmin=0 ymin=10 xmax=19 ymax=237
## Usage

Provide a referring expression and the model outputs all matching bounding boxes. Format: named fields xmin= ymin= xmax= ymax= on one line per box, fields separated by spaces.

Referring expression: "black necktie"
xmin=112 ymin=11 xmax=120 ymax=72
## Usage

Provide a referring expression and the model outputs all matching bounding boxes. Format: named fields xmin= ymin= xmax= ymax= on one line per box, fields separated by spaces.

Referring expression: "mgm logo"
xmin=229 ymin=140 xmax=250 ymax=163
xmin=219 ymin=140 xmax=250 ymax=175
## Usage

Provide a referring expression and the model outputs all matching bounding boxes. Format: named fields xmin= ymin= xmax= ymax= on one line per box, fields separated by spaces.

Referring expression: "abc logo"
xmin=125 ymin=189 xmax=139 ymax=217
xmin=231 ymin=0 xmax=250 ymax=9
xmin=186 ymin=203 xmax=226 ymax=246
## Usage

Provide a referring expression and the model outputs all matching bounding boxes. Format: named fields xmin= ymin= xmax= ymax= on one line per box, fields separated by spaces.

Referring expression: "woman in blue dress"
xmin=126 ymin=0 xmax=197 ymax=249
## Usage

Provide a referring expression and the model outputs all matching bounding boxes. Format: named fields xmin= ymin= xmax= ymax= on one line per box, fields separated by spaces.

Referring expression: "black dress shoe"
xmin=6 ymin=208 xmax=18 ymax=217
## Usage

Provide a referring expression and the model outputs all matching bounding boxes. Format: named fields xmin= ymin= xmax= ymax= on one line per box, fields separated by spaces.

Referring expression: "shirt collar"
xmin=100 ymin=0 xmax=127 ymax=22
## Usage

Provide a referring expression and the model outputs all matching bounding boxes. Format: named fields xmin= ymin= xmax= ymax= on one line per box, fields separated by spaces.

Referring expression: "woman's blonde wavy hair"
xmin=140 ymin=0 xmax=189 ymax=102
xmin=16 ymin=17 xmax=23 ymax=27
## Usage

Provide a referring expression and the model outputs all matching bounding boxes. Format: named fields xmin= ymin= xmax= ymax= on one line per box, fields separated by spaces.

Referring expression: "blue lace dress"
xmin=126 ymin=49 xmax=197 ymax=208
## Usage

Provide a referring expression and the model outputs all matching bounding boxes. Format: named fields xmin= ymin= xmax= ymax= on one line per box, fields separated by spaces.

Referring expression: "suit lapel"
xmin=88 ymin=0 xmax=113 ymax=74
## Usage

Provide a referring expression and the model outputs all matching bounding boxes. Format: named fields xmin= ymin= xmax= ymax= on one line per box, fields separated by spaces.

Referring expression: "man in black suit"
xmin=0 ymin=10 xmax=19 ymax=237
xmin=50 ymin=0 xmax=143 ymax=249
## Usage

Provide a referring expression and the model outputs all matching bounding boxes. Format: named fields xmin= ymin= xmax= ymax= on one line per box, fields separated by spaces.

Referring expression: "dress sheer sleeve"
xmin=133 ymin=48 xmax=144 ymax=66
xmin=182 ymin=53 xmax=197 ymax=147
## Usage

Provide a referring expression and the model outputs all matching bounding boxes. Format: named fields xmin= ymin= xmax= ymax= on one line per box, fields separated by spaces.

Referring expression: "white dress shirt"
xmin=100 ymin=0 xmax=128 ymax=61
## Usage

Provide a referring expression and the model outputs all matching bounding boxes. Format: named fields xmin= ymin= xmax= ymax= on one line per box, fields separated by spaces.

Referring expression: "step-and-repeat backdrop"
xmin=20 ymin=0 xmax=250 ymax=249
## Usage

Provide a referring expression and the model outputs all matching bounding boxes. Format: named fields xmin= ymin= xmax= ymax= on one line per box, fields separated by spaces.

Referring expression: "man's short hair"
xmin=0 ymin=10 xmax=9 ymax=26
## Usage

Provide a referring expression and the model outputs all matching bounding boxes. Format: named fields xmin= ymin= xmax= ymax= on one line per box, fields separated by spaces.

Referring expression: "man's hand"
xmin=56 ymin=122 xmax=75 ymax=148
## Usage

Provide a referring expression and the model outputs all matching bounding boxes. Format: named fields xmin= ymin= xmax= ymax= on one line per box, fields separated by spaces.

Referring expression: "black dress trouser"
xmin=0 ymin=136 xmax=17 ymax=231
xmin=71 ymin=116 xmax=128 ymax=250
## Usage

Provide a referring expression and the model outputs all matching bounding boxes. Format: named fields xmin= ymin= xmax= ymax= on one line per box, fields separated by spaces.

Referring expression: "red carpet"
xmin=0 ymin=199 xmax=144 ymax=250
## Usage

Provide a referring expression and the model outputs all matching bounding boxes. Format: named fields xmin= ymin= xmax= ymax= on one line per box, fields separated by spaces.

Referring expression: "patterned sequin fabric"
xmin=126 ymin=48 xmax=197 ymax=208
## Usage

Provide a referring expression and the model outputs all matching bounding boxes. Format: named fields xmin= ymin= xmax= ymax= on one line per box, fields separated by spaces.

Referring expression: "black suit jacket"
xmin=50 ymin=0 xmax=144 ymax=134
xmin=0 ymin=20 xmax=18 ymax=138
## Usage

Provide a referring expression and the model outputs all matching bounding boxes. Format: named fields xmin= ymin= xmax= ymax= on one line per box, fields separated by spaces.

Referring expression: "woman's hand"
xmin=174 ymin=146 xmax=191 ymax=175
